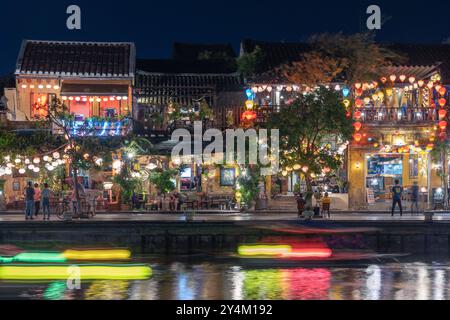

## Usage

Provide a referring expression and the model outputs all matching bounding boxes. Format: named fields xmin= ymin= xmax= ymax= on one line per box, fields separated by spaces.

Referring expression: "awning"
xmin=60 ymin=83 xmax=129 ymax=96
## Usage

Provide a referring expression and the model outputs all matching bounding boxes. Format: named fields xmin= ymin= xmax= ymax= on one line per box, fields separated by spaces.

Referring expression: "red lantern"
xmin=355 ymin=99 xmax=363 ymax=108
xmin=241 ymin=110 xmax=257 ymax=122
xmin=439 ymin=120 xmax=447 ymax=130
xmin=380 ymin=77 xmax=387 ymax=84
xmin=439 ymin=109 xmax=447 ymax=119
xmin=354 ymin=111 xmax=362 ymax=119
xmin=355 ymin=83 xmax=362 ymax=90
xmin=439 ymin=87 xmax=447 ymax=96
xmin=355 ymin=88 xmax=363 ymax=97
xmin=354 ymin=133 xmax=362 ymax=142
xmin=346 ymin=111 xmax=351 ymax=118
xmin=353 ymin=122 xmax=362 ymax=131
xmin=439 ymin=98 xmax=447 ymax=108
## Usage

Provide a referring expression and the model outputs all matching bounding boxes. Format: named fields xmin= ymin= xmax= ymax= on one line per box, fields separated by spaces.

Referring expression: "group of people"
xmin=390 ymin=180 xmax=420 ymax=216
xmin=296 ymin=192 xmax=332 ymax=219
xmin=23 ymin=182 xmax=53 ymax=220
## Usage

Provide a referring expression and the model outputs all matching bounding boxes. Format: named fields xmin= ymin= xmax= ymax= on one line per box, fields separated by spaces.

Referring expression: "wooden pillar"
xmin=265 ymin=175 xmax=272 ymax=205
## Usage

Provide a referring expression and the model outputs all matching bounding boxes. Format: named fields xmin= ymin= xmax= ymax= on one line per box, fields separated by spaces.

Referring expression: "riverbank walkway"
xmin=1 ymin=212 xmax=450 ymax=222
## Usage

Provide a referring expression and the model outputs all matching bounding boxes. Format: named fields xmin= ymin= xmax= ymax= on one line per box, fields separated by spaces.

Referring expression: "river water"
xmin=1 ymin=255 xmax=450 ymax=300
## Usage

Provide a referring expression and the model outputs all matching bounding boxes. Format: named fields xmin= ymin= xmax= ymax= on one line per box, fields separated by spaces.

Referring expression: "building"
xmin=1 ymin=40 xmax=135 ymax=208
xmin=240 ymin=39 xmax=450 ymax=211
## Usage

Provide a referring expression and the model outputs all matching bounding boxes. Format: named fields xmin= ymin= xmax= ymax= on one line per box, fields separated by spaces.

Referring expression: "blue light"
xmin=342 ymin=88 xmax=350 ymax=97
xmin=115 ymin=121 xmax=121 ymax=136
xmin=246 ymin=89 xmax=255 ymax=100
xmin=100 ymin=121 xmax=109 ymax=136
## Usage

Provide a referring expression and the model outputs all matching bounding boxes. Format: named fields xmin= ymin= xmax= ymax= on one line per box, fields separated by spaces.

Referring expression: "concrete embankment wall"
xmin=2 ymin=221 xmax=450 ymax=255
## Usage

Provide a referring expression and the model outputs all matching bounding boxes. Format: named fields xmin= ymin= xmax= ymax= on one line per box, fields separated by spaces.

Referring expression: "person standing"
xmin=34 ymin=183 xmax=41 ymax=217
xmin=391 ymin=180 xmax=404 ymax=217
xmin=411 ymin=182 xmax=420 ymax=214
xmin=24 ymin=182 xmax=35 ymax=220
xmin=41 ymin=183 xmax=52 ymax=220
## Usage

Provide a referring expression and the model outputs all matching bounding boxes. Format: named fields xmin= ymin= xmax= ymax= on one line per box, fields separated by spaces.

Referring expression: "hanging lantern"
xmin=266 ymin=86 xmax=273 ymax=92
xmin=342 ymin=88 xmax=350 ymax=97
xmin=343 ymin=99 xmax=351 ymax=108
xmin=355 ymin=88 xmax=363 ymax=97
xmin=377 ymin=91 xmax=385 ymax=100
xmin=408 ymin=76 xmax=416 ymax=84
xmin=435 ymin=85 xmax=442 ymax=92
xmin=439 ymin=121 xmax=447 ymax=130
xmin=354 ymin=111 xmax=362 ymax=119
xmin=371 ymin=94 xmax=378 ymax=101
xmin=427 ymin=82 xmax=434 ymax=89
xmin=439 ymin=87 xmax=447 ymax=96
xmin=353 ymin=122 xmax=362 ymax=131
xmin=418 ymin=80 xmax=425 ymax=87
xmin=362 ymin=83 xmax=370 ymax=90
xmin=355 ymin=99 xmax=363 ymax=108
xmin=301 ymin=166 xmax=309 ymax=173
xmin=372 ymin=81 xmax=378 ymax=88
xmin=293 ymin=164 xmax=301 ymax=171
xmin=386 ymin=88 xmax=393 ymax=97
xmin=380 ymin=77 xmax=387 ymax=84
xmin=399 ymin=75 xmax=406 ymax=82
xmin=354 ymin=83 xmax=362 ymax=90
xmin=426 ymin=144 xmax=434 ymax=151
xmin=439 ymin=98 xmax=447 ymax=108
xmin=439 ymin=109 xmax=447 ymax=119
xmin=390 ymin=75 xmax=397 ymax=82
xmin=245 ymin=100 xmax=255 ymax=110
xmin=241 ymin=110 xmax=257 ymax=122
xmin=364 ymin=97 xmax=371 ymax=105
xmin=251 ymin=87 xmax=258 ymax=93
xmin=354 ymin=133 xmax=362 ymax=142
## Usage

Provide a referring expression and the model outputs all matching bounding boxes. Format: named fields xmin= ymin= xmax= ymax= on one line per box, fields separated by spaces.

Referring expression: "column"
xmin=348 ymin=147 xmax=367 ymax=210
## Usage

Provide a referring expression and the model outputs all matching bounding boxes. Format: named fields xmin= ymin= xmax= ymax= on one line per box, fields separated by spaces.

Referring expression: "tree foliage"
xmin=266 ymin=87 xmax=353 ymax=203
xmin=278 ymin=33 xmax=405 ymax=86
xmin=237 ymin=46 xmax=265 ymax=78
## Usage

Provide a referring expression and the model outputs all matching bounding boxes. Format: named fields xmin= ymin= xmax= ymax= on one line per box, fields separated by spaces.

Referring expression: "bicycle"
xmin=55 ymin=198 xmax=94 ymax=220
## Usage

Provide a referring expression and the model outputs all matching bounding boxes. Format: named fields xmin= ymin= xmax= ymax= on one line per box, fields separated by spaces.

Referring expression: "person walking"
xmin=411 ymin=182 xmax=420 ymax=214
xmin=24 ymin=181 xmax=35 ymax=220
xmin=391 ymin=180 xmax=404 ymax=217
xmin=34 ymin=183 xmax=41 ymax=217
xmin=41 ymin=183 xmax=52 ymax=220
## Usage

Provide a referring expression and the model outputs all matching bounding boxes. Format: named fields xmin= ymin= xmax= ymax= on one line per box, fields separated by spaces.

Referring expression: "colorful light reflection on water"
xmin=3 ymin=260 xmax=450 ymax=300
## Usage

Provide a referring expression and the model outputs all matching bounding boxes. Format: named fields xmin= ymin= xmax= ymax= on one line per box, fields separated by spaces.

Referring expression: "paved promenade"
xmin=1 ymin=211 xmax=450 ymax=223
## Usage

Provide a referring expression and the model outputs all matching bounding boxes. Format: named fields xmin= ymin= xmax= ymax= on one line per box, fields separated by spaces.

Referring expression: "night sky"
xmin=1 ymin=0 xmax=449 ymax=74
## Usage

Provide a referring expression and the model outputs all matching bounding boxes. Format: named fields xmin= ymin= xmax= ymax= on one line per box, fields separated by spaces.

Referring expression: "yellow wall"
xmin=348 ymin=148 xmax=367 ymax=210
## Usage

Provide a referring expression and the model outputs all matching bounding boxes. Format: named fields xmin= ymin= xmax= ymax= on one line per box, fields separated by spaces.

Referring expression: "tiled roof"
xmin=15 ymin=40 xmax=135 ymax=78
xmin=172 ymin=42 xmax=236 ymax=60
xmin=137 ymin=59 xmax=237 ymax=74
xmin=241 ymin=39 xmax=450 ymax=83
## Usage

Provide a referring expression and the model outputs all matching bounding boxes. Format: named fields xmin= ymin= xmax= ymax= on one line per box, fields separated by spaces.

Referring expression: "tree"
xmin=237 ymin=46 xmax=265 ymax=79
xmin=36 ymin=98 xmax=124 ymax=213
xmin=278 ymin=32 xmax=405 ymax=86
xmin=149 ymin=168 xmax=178 ymax=195
xmin=266 ymin=87 xmax=353 ymax=205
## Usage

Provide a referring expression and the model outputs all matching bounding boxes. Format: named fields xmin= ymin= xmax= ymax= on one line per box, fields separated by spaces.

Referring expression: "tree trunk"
xmin=304 ymin=174 xmax=313 ymax=208
xmin=72 ymin=165 xmax=81 ymax=216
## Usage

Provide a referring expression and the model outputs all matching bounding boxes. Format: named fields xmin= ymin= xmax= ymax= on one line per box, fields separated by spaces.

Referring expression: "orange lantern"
xmin=353 ymin=122 xmax=362 ymax=131
xmin=427 ymin=82 xmax=434 ymax=89
xmin=439 ymin=98 xmax=447 ymax=108
xmin=418 ymin=80 xmax=425 ymax=87
xmin=435 ymin=85 xmax=442 ymax=92
xmin=439 ymin=120 xmax=447 ymax=130
xmin=399 ymin=75 xmax=406 ymax=82
xmin=439 ymin=109 xmax=447 ymax=119
xmin=355 ymin=88 xmax=363 ymax=97
xmin=354 ymin=133 xmax=362 ymax=142
xmin=408 ymin=76 xmax=416 ymax=84
xmin=380 ymin=77 xmax=387 ymax=84
xmin=241 ymin=110 xmax=257 ymax=122
xmin=439 ymin=87 xmax=447 ymax=96
xmin=355 ymin=83 xmax=362 ymax=90
xmin=390 ymin=75 xmax=397 ymax=82
xmin=355 ymin=99 xmax=363 ymax=108
xmin=354 ymin=111 xmax=362 ymax=119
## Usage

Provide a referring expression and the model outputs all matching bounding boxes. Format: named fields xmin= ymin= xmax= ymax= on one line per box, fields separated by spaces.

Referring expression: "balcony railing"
xmin=54 ymin=118 xmax=132 ymax=137
xmin=252 ymin=105 xmax=439 ymax=125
